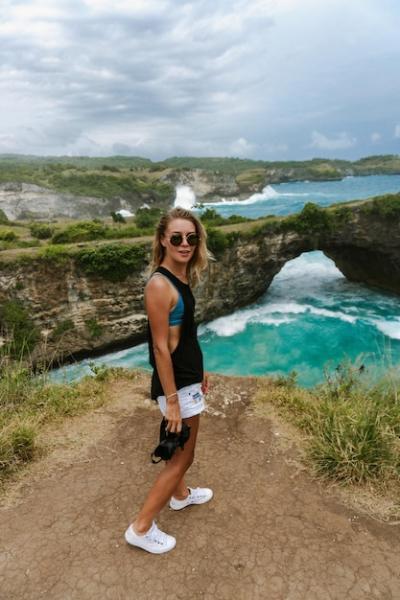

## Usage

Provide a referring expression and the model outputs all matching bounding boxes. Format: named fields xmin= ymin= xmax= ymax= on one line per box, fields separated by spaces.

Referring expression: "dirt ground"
xmin=0 ymin=372 xmax=399 ymax=600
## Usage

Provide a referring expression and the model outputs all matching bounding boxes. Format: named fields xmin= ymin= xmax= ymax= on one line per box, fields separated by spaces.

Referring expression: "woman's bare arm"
xmin=145 ymin=276 xmax=182 ymax=433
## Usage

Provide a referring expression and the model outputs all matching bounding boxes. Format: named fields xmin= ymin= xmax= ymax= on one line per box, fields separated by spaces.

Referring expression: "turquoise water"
xmin=200 ymin=173 xmax=400 ymax=219
xmin=51 ymin=175 xmax=400 ymax=387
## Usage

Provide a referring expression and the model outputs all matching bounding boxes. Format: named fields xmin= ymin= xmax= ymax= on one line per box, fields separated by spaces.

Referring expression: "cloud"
xmin=309 ymin=131 xmax=357 ymax=151
xmin=0 ymin=0 xmax=399 ymax=159
xmin=229 ymin=137 xmax=256 ymax=157
xmin=394 ymin=124 xmax=400 ymax=138
xmin=371 ymin=132 xmax=382 ymax=143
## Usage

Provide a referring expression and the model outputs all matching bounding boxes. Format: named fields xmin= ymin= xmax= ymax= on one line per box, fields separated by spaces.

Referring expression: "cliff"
xmin=1 ymin=154 xmax=400 ymax=220
xmin=0 ymin=195 xmax=399 ymax=366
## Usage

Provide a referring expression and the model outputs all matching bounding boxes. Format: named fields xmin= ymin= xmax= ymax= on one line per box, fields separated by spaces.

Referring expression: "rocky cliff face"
xmin=0 ymin=202 xmax=399 ymax=366
xmin=0 ymin=182 xmax=127 ymax=220
xmin=0 ymin=181 xmax=173 ymax=220
xmin=161 ymin=169 xmax=263 ymax=202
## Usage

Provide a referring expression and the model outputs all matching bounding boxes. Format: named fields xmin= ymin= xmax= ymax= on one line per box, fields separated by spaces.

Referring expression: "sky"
xmin=0 ymin=0 xmax=400 ymax=161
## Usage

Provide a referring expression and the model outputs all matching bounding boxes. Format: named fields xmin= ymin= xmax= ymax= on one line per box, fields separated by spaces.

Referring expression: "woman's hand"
xmin=201 ymin=372 xmax=210 ymax=395
xmin=166 ymin=396 xmax=182 ymax=433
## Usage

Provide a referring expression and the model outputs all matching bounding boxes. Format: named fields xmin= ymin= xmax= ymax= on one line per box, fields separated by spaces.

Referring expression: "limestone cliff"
xmin=0 ymin=182 xmax=166 ymax=221
xmin=0 ymin=199 xmax=399 ymax=366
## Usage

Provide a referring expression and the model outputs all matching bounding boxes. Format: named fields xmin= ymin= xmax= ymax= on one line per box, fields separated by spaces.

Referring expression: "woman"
xmin=125 ymin=207 xmax=213 ymax=554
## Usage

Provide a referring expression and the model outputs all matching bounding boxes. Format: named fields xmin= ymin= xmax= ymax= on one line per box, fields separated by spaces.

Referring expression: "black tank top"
xmin=147 ymin=266 xmax=204 ymax=399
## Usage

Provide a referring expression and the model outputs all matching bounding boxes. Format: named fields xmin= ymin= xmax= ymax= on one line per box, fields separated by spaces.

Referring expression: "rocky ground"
xmin=0 ymin=372 xmax=399 ymax=600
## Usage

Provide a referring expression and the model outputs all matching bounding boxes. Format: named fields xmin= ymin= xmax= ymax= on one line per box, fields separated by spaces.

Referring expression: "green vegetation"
xmin=38 ymin=244 xmax=71 ymax=264
xmin=354 ymin=154 xmax=400 ymax=175
xmin=360 ymin=192 xmax=400 ymax=218
xmin=29 ymin=223 xmax=55 ymax=240
xmin=1 ymin=154 xmax=399 ymax=210
xmin=200 ymin=208 xmax=249 ymax=227
xmin=0 ymin=300 xmax=40 ymax=358
xmin=0 ymin=358 xmax=130 ymax=478
xmin=134 ymin=207 xmax=163 ymax=229
xmin=85 ymin=318 xmax=103 ymax=339
xmin=51 ymin=319 xmax=75 ymax=340
xmin=110 ymin=211 xmax=126 ymax=224
xmin=0 ymin=229 xmax=17 ymax=242
xmin=205 ymin=226 xmax=240 ymax=255
xmin=255 ymin=363 xmax=400 ymax=487
xmin=0 ymin=156 xmax=173 ymax=205
xmin=235 ymin=168 xmax=266 ymax=188
xmin=0 ymin=209 xmax=9 ymax=224
xmin=51 ymin=221 xmax=108 ymax=244
xmin=76 ymin=243 xmax=147 ymax=281
xmin=49 ymin=220 xmax=153 ymax=244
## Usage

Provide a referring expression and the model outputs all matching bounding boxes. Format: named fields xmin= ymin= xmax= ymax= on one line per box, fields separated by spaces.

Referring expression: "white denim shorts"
xmin=157 ymin=382 xmax=205 ymax=419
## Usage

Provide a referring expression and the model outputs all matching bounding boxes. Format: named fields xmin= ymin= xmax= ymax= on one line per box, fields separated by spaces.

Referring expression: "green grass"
xmin=0 ymin=356 xmax=134 ymax=479
xmin=255 ymin=362 xmax=400 ymax=487
xmin=0 ymin=300 xmax=40 ymax=358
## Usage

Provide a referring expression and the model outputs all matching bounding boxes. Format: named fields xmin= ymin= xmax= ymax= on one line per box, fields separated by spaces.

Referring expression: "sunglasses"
xmin=169 ymin=232 xmax=200 ymax=247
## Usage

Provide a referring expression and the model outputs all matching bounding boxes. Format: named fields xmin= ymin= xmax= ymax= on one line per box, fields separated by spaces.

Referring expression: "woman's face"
xmin=161 ymin=218 xmax=198 ymax=265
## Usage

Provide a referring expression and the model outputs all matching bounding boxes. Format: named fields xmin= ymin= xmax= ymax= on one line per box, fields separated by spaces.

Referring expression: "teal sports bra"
xmin=151 ymin=272 xmax=184 ymax=326
xmin=169 ymin=291 xmax=184 ymax=326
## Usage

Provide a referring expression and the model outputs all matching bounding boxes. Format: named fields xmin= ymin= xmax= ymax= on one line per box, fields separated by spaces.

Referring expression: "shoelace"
xmin=145 ymin=525 xmax=169 ymax=546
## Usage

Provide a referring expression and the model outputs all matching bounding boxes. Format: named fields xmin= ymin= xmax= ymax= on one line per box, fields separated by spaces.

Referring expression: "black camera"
xmin=151 ymin=418 xmax=191 ymax=463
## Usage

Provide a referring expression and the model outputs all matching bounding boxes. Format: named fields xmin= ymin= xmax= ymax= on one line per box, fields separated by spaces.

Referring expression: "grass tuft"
xmin=255 ymin=361 xmax=400 ymax=487
xmin=0 ymin=354 xmax=128 ymax=479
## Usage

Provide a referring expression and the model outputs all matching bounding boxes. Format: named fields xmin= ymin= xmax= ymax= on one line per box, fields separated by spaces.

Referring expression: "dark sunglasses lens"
xmin=170 ymin=234 xmax=183 ymax=246
xmin=187 ymin=234 xmax=199 ymax=246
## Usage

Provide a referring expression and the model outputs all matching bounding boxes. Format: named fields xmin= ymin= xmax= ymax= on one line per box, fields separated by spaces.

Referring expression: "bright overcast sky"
xmin=1 ymin=0 xmax=400 ymax=160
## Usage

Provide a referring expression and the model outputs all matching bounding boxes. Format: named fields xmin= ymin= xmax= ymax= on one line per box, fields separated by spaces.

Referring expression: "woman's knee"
xmin=168 ymin=449 xmax=194 ymax=475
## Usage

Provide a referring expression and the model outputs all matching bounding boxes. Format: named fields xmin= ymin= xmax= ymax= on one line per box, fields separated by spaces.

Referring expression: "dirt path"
xmin=0 ymin=373 xmax=399 ymax=600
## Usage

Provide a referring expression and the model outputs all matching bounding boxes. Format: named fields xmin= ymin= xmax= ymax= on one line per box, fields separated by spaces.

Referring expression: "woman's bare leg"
xmin=132 ymin=415 xmax=200 ymax=534
xmin=170 ymin=415 xmax=200 ymax=500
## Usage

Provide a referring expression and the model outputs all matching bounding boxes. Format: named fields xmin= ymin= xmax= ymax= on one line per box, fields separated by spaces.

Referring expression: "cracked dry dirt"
xmin=0 ymin=372 xmax=399 ymax=600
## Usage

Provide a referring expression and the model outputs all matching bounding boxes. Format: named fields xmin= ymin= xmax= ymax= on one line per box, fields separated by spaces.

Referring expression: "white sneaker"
xmin=169 ymin=487 xmax=213 ymax=511
xmin=124 ymin=521 xmax=176 ymax=554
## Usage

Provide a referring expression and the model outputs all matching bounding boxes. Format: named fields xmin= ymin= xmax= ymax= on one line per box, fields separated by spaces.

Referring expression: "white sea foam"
xmin=204 ymin=299 xmax=358 ymax=337
xmin=370 ymin=318 xmax=400 ymax=340
xmin=311 ymin=307 xmax=358 ymax=323
xmin=174 ymin=185 xmax=196 ymax=209
xmin=276 ymin=253 xmax=343 ymax=282
xmin=202 ymin=185 xmax=279 ymax=207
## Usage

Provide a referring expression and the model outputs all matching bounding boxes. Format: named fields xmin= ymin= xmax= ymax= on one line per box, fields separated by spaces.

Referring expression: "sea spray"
xmin=174 ymin=185 xmax=196 ymax=209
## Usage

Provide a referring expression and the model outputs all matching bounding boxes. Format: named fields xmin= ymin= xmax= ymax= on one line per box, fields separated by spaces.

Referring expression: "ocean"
xmin=51 ymin=174 xmax=400 ymax=387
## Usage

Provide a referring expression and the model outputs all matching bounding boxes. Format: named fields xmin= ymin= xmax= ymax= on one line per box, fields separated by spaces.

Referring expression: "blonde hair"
xmin=149 ymin=206 xmax=210 ymax=286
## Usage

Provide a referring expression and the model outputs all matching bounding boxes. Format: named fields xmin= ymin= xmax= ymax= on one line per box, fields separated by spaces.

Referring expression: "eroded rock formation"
xmin=0 ymin=201 xmax=399 ymax=366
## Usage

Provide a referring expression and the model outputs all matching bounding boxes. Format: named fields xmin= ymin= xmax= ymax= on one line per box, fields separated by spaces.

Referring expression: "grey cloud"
xmin=1 ymin=0 xmax=400 ymax=159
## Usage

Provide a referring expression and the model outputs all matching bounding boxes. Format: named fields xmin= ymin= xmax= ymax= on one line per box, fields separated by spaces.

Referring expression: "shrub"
xmin=51 ymin=221 xmax=107 ymax=244
xmin=135 ymin=207 xmax=162 ymax=229
xmin=85 ymin=318 xmax=103 ymax=338
xmin=110 ymin=211 xmax=126 ymax=224
xmin=200 ymin=208 xmax=225 ymax=226
xmin=38 ymin=245 xmax=70 ymax=264
xmin=0 ymin=229 xmax=18 ymax=242
xmin=76 ymin=243 xmax=147 ymax=281
xmin=205 ymin=227 xmax=229 ymax=254
xmin=280 ymin=203 xmax=333 ymax=235
xmin=362 ymin=193 xmax=400 ymax=218
xmin=29 ymin=222 xmax=55 ymax=239
xmin=104 ymin=225 xmax=143 ymax=239
xmin=0 ymin=300 xmax=40 ymax=358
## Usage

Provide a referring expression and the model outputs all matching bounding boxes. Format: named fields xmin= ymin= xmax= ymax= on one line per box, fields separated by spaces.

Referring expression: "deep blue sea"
xmin=51 ymin=174 xmax=400 ymax=387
